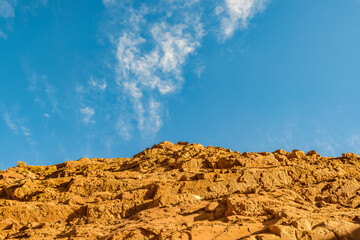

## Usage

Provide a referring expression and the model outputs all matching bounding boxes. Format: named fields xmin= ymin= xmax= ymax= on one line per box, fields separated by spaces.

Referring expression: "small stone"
xmin=306 ymin=150 xmax=320 ymax=157
xmin=259 ymin=152 xmax=271 ymax=156
xmin=335 ymin=167 xmax=347 ymax=177
xmin=269 ymin=225 xmax=296 ymax=240
xmin=214 ymin=174 xmax=224 ymax=182
xmin=289 ymin=150 xmax=306 ymax=159
xmin=292 ymin=219 xmax=312 ymax=231
xmin=205 ymin=202 xmax=219 ymax=213
xmin=353 ymin=215 xmax=360 ymax=222
xmin=273 ymin=149 xmax=289 ymax=155
xmin=342 ymin=153 xmax=360 ymax=159
xmin=179 ymin=175 xmax=188 ymax=181
xmin=167 ymin=158 xmax=176 ymax=164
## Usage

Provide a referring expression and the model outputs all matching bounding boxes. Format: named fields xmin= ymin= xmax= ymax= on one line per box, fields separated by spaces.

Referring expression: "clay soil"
xmin=1 ymin=141 xmax=360 ymax=239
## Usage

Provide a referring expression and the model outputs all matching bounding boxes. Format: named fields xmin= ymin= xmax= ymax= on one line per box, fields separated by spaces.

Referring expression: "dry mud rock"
xmin=0 ymin=141 xmax=360 ymax=239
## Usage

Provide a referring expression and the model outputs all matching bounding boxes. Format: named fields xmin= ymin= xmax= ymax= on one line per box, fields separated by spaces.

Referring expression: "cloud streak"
xmin=0 ymin=0 xmax=16 ymax=19
xmin=80 ymin=107 xmax=95 ymax=124
xmin=3 ymin=113 xmax=18 ymax=133
xmin=2 ymin=112 xmax=36 ymax=145
xmin=27 ymin=73 xmax=59 ymax=116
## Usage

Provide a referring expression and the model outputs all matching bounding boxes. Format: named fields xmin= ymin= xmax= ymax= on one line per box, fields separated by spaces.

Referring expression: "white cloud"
xmin=102 ymin=0 xmax=268 ymax=139
xmin=75 ymin=85 xmax=84 ymax=93
xmin=21 ymin=126 xmax=31 ymax=136
xmin=349 ymin=134 xmax=360 ymax=154
xmin=218 ymin=0 xmax=268 ymax=39
xmin=102 ymin=0 xmax=116 ymax=7
xmin=80 ymin=106 xmax=95 ymax=124
xmin=115 ymin=19 xmax=203 ymax=136
xmin=43 ymin=113 xmax=50 ymax=118
xmin=122 ymin=81 xmax=144 ymax=129
xmin=0 ymin=0 xmax=15 ymax=18
xmin=0 ymin=30 xmax=6 ymax=39
xmin=27 ymin=73 xmax=59 ymax=113
xmin=0 ymin=1 xmax=47 ymax=40
xmin=88 ymin=76 xmax=107 ymax=91
xmin=3 ymin=112 xmax=36 ymax=145
xmin=146 ymin=99 xmax=162 ymax=133
xmin=44 ymin=83 xmax=59 ymax=112
xmin=194 ymin=64 xmax=206 ymax=78
xmin=39 ymin=0 xmax=48 ymax=5
xmin=3 ymin=113 xmax=18 ymax=133
xmin=115 ymin=118 xmax=133 ymax=140
xmin=21 ymin=125 xmax=35 ymax=144
xmin=116 ymin=22 xmax=202 ymax=95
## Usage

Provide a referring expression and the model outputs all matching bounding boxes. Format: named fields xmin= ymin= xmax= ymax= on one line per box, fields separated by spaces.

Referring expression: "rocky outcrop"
xmin=0 ymin=141 xmax=359 ymax=239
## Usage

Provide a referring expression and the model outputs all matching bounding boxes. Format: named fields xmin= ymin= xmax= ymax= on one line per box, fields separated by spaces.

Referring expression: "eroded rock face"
xmin=0 ymin=141 xmax=360 ymax=239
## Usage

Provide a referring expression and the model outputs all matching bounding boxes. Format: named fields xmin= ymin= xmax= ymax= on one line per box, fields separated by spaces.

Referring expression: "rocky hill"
xmin=0 ymin=141 xmax=360 ymax=239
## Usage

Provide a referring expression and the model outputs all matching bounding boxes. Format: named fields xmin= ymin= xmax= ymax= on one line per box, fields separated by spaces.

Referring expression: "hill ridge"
xmin=0 ymin=141 xmax=360 ymax=239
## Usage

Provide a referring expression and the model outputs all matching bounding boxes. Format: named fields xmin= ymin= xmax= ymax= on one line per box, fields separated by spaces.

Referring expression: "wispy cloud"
xmin=102 ymin=0 xmax=269 ymax=139
xmin=27 ymin=73 xmax=59 ymax=116
xmin=0 ymin=0 xmax=47 ymax=40
xmin=217 ymin=0 xmax=268 ymax=39
xmin=88 ymin=76 xmax=107 ymax=91
xmin=0 ymin=0 xmax=16 ymax=19
xmin=21 ymin=126 xmax=31 ymax=136
xmin=103 ymin=1 xmax=205 ymax=138
xmin=3 ymin=113 xmax=18 ymax=133
xmin=146 ymin=99 xmax=162 ymax=134
xmin=115 ymin=118 xmax=133 ymax=140
xmin=349 ymin=134 xmax=360 ymax=154
xmin=116 ymin=22 xmax=203 ymax=93
xmin=312 ymin=123 xmax=342 ymax=157
xmin=74 ymin=75 xmax=109 ymax=127
xmin=80 ymin=106 xmax=95 ymax=124
xmin=194 ymin=64 xmax=206 ymax=78
xmin=0 ymin=30 xmax=7 ymax=39
xmin=2 ymin=112 xmax=36 ymax=145
xmin=102 ymin=0 xmax=115 ymax=7
xmin=115 ymin=20 xmax=203 ymax=133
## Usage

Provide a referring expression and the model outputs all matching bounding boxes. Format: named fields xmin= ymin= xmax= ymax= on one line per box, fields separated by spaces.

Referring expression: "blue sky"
xmin=1 ymin=0 xmax=360 ymax=169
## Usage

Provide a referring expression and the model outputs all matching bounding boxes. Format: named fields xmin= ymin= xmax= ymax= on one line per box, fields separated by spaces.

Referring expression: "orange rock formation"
xmin=0 ymin=141 xmax=360 ymax=239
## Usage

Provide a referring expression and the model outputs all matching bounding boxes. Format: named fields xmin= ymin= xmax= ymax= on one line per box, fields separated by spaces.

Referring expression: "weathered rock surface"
xmin=0 ymin=141 xmax=360 ymax=239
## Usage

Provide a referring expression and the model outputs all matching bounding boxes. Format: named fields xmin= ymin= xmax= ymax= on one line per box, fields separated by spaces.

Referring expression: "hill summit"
xmin=1 ymin=141 xmax=360 ymax=239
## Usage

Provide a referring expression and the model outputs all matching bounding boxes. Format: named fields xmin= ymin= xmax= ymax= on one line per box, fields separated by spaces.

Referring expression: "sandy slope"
xmin=0 ymin=141 xmax=360 ymax=239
